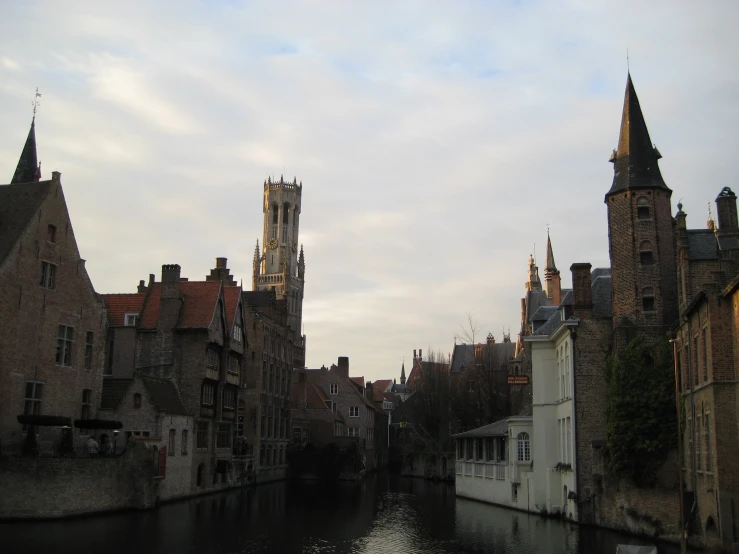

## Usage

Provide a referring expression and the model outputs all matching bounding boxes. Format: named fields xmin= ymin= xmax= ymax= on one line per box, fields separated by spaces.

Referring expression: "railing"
xmin=464 ymin=461 xmax=474 ymax=476
xmin=484 ymin=463 xmax=495 ymax=478
xmin=456 ymin=461 xmax=463 ymax=475
xmin=496 ymin=463 xmax=506 ymax=480
xmin=474 ymin=462 xmax=483 ymax=477
xmin=257 ymin=274 xmax=284 ymax=284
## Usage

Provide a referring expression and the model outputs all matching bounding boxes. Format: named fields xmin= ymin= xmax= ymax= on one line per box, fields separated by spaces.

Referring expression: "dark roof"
xmin=592 ymin=274 xmax=613 ymax=319
xmin=11 ymin=119 xmax=38 ymax=185
xmin=531 ymin=305 xmax=558 ymax=322
xmin=0 ymin=180 xmax=52 ymax=266
xmin=103 ymin=294 xmax=146 ymax=327
xmin=141 ymin=376 xmax=188 ymax=415
xmin=533 ymin=310 xmax=562 ymax=336
xmin=243 ymin=290 xmax=276 ymax=307
xmin=100 ymin=379 xmax=133 ymax=410
xmin=139 ymin=281 xmax=222 ymax=330
xmin=452 ymin=419 xmax=508 ymax=438
xmin=390 ymin=383 xmax=408 ymax=393
xmin=525 ymin=290 xmax=551 ymax=325
xmin=687 ymin=230 xmax=719 ymax=260
xmin=607 ymin=74 xmax=670 ymax=198
xmin=451 ymin=342 xmax=516 ymax=372
xmin=591 ymin=267 xmax=611 ymax=283
xmin=560 ymin=289 xmax=573 ymax=306
xmin=223 ymin=285 xmax=242 ymax=327
xmin=718 ymin=235 xmax=739 ymax=252
xmin=545 ymin=233 xmax=557 ymax=271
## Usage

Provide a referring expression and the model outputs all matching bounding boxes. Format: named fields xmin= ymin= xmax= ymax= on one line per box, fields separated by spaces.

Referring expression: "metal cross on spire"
xmin=32 ymin=88 xmax=41 ymax=118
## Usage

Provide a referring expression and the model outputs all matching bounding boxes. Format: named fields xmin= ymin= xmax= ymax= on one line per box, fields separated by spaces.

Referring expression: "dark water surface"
xmin=0 ymin=474 xmax=678 ymax=554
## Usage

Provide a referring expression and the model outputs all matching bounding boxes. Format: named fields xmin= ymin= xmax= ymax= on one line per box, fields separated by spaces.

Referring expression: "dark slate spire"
xmin=11 ymin=118 xmax=40 ymax=184
xmin=400 ymin=361 xmax=406 ymax=385
xmin=545 ymin=230 xmax=556 ymax=272
xmin=606 ymin=74 xmax=670 ymax=198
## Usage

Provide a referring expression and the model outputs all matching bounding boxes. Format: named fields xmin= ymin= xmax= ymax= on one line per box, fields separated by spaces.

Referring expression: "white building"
xmin=454 ymin=416 xmax=534 ymax=511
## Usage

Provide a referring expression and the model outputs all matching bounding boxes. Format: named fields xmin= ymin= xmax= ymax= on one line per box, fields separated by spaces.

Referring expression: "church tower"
xmin=606 ymin=74 xmax=677 ymax=348
xmin=252 ymin=175 xmax=306 ymax=363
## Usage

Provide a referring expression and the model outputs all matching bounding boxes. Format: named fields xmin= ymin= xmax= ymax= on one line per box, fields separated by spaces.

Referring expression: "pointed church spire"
xmin=545 ymin=229 xmax=556 ymax=272
xmin=11 ymin=118 xmax=40 ymax=184
xmin=544 ymin=230 xmax=561 ymax=304
xmin=400 ymin=361 xmax=406 ymax=385
xmin=607 ymin=73 xmax=670 ymax=198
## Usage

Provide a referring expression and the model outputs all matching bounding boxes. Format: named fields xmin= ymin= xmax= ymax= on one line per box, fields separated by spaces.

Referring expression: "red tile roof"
xmin=350 ymin=376 xmax=365 ymax=388
xmin=139 ymin=281 xmax=223 ymax=330
xmin=223 ymin=285 xmax=242 ymax=328
xmin=103 ymin=294 xmax=146 ymax=327
xmin=373 ymin=379 xmax=393 ymax=393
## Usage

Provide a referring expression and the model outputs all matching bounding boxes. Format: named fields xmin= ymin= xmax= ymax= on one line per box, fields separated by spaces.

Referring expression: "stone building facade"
xmin=0 ymin=123 xmax=105 ymax=452
xmin=674 ymin=187 xmax=739 ymax=549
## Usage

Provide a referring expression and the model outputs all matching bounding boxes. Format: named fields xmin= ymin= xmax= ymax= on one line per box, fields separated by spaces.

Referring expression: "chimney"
xmin=336 ymin=356 xmax=349 ymax=378
xmin=716 ymin=187 xmax=738 ymax=233
xmin=366 ymin=381 xmax=373 ymax=400
xmin=159 ymin=264 xmax=183 ymax=330
xmin=137 ymin=279 xmax=147 ymax=293
xmin=162 ymin=264 xmax=181 ymax=284
xmin=486 ymin=332 xmax=495 ymax=345
xmin=413 ymin=349 xmax=417 ymax=359
xmin=419 ymin=349 xmax=422 ymax=359
xmin=216 ymin=257 xmax=227 ymax=269
xmin=570 ymin=263 xmax=593 ymax=316
xmin=206 ymin=257 xmax=237 ymax=286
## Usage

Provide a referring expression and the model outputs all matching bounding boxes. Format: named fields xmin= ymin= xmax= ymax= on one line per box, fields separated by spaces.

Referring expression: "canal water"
xmin=0 ymin=474 xmax=678 ymax=554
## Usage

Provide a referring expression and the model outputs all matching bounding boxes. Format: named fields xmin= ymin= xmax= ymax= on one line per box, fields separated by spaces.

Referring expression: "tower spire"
xmin=11 ymin=105 xmax=41 ymax=185
xmin=545 ymin=228 xmax=556 ymax=272
xmin=606 ymin=74 xmax=669 ymax=198
xmin=400 ymin=360 xmax=406 ymax=385
xmin=544 ymin=230 xmax=561 ymax=304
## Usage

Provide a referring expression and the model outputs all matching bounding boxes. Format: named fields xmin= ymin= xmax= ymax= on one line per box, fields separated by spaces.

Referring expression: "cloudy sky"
xmin=1 ymin=1 xmax=737 ymax=381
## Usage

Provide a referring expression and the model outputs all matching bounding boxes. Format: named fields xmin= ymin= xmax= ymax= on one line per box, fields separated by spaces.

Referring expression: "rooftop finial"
xmin=626 ymin=47 xmax=630 ymax=73
xmin=708 ymin=201 xmax=717 ymax=231
xmin=32 ymin=88 xmax=41 ymax=119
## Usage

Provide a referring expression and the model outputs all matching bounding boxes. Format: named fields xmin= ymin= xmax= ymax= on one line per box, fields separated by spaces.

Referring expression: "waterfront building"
xmin=674 ymin=188 xmax=739 ymax=547
xmin=453 ymin=416 xmax=534 ymax=510
xmin=0 ymin=119 xmax=105 ymax=453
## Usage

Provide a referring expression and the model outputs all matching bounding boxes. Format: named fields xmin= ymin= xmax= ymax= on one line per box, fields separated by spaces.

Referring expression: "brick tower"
xmin=606 ymin=74 xmax=678 ymax=349
xmin=252 ymin=175 xmax=306 ymax=366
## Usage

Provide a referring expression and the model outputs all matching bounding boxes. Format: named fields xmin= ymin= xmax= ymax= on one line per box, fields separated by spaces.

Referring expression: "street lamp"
xmin=113 ymin=429 xmax=120 ymax=456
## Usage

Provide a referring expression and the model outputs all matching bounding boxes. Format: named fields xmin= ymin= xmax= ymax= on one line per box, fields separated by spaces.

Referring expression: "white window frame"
xmin=124 ymin=313 xmax=139 ymax=327
xmin=349 ymin=406 xmax=359 ymax=418
xmin=347 ymin=427 xmax=360 ymax=437
xmin=329 ymin=383 xmax=338 ymax=395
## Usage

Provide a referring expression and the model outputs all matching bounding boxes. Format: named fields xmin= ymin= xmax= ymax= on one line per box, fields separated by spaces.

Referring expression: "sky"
xmin=1 ymin=1 xmax=737 ymax=382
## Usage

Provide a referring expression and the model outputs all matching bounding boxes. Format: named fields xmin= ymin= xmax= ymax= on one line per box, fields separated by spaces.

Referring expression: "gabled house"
xmin=0 ymin=120 xmax=105 ymax=452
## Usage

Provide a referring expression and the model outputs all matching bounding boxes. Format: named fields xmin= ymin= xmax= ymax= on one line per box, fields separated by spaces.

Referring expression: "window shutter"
xmin=158 ymin=446 xmax=167 ymax=478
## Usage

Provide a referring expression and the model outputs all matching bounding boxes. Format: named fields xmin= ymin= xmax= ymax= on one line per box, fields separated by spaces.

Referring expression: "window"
xmin=272 ymin=204 xmax=279 ymax=225
xmin=47 ymin=224 xmax=56 ymax=243
xmin=565 ymin=417 xmax=571 ymax=465
xmin=325 ymin=400 xmax=336 ymax=412
xmin=702 ymin=328 xmax=709 ymax=381
xmin=517 ymin=432 xmax=531 ymax=462
xmin=262 ymin=362 xmax=267 ymax=392
xmin=642 ymin=287 xmax=655 ymax=312
xmin=696 ymin=416 xmax=702 ymax=470
xmin=637 ymin=197 xmax=650 ymax=219
xmin=564 ymin=343 xmax=570 ymax=398
xmin=206 ymin=349 xmax=219 ymax=370
xmin=40 ymin=261 xmax=56 ymax=289
xmin=704 ymin=414 xmax=711 ymax=471
xmin=512 ymin=484 xmax=518 ymax=503
xmin=24 ymin=382 xmax=43 ymax=416
xmin=133 ymin=393 xmax=142 ymax=409
xmin=201 ymin=382 xmax=215 ymax=406
xmin=335 ymin=423 xmax=343 ymax=436
xmin=124 ymin=313 xmax=139 ymax=327
xmin=84 ymin=331 xmax=94 ymax=369
xmin=293 ymin=427 xmax=302 ymax=445
xmin=227 ymin=355 xmax=239 ymax=376
xmin=196 ymin=421 xmax=209 ymax=449
xmin=81 ymin=388 xmax=91 ymax=420
xmin=232 ymin=324 xmax=242 ymax=343
xmin=639 ymin=241 xmax=654 ymax=265
xmin=216 ymin=423 xmax=232 ymax=448
xmin=349 ymin=406 xmax=359 ymax=418
xmin=348 ymin=427 xmax=360 ymax=437
xmin=168 ymin=429 xmax=176 ymax=455
xmin=383 ymin=401 xmax=393 ymax=410
xmin=223 ymin=388 xmax=236 ymax=410
xmin=181 ymin=430 xmax=188 ymax=455
xmin=330 ymin=383 xmax=338 ymax=395
xmin=56 ymin=325 xmax=73 ymax=366
xmin=367 ymin=427 xmax=374 ymax=442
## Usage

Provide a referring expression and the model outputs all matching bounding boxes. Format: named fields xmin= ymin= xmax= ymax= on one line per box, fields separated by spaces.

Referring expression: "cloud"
xmin=1 ymin=0 xmax=738 ymax=380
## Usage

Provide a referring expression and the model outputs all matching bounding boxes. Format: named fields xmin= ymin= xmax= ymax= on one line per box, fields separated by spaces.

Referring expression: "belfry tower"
xmin=253 ymin=175 xmax=306 ymax=364
xmin=606 ymin=74 xmax=677 ymax=349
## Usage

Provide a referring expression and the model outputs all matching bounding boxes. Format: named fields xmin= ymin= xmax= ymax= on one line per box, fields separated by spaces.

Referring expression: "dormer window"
xmin=47 ymin=224 xmax=56 ymax=243
xmin=124 ymin=313 xmax=139 ymax=327
xmin=637 ymin=197 xmax=650 ymax=220
xmin=232 ymin=324 xmax=242 ymax=343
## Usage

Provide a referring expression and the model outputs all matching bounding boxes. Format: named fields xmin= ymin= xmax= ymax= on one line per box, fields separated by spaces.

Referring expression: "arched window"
xmin=637 ymin=197 xmax=650 ymax=219
xmin=133 ymin=393 xmax=142 ymax=409
xmin=272 ymin=204 xmax=279 ymax=225
xmin=283 ymin=202 xmax=290 ymax=224
xmin=642 ymin=287 xmax=655 ymax=312
xmin=168 ymin=429 xmax=176 ymax=455
xmin=294 ymin=207 xmax=299 ymax=225
xmin=517 ymin=432 xmax=530 ymax=462
xmin=639 ymin=240 xmax=654 ymax=265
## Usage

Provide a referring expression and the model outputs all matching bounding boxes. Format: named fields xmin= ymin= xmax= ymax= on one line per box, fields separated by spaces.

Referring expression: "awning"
xmin=17 ymin=415 xmax=72 ymax=427
xmin=73 ymin=419 xmax=123 ymax=430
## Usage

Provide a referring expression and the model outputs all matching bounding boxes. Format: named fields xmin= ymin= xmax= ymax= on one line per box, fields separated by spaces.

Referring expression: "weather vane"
xmin=32 ymin=88 xmax=42 ymax=118
xmin=626 ymin=48 xmax=630 ymax=72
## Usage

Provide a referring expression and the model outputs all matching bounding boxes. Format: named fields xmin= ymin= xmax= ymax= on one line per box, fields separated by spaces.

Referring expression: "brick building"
xmin=0 ymin=119 xmax=105 ymax=451
xmin=674 ymin=187 xmax=739 ymax=547
xmin=102 ymin=261 xmax=247 ymax=492
xmin=242 ymin=288 xmax=293 ymax=482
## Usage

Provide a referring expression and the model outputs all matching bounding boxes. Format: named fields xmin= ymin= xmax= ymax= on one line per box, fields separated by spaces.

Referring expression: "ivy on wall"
xmin=604 ymin=337 xmax=677 ymax=487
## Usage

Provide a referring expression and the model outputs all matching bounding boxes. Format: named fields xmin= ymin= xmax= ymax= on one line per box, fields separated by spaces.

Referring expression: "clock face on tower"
xmin=267 ymin=238 xmax=279 ymax=250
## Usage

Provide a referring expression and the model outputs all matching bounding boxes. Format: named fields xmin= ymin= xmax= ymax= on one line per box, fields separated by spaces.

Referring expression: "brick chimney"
xmin=336 ymin=356 xmax=349 ymax=378
xmin=159 ymin=264 xmax=183 ymax=330
xmin=206 ymin=257 xmax=237 ymax=286
xmin=137 ymin=279 xmax=147 ymax=293
xmin=570 ymin=263 xmax=592 ymax=318
xmin=716 ymin=187 xmax=738 ymax=234
xmin=365 ymin=381 xmax=373 ymax=400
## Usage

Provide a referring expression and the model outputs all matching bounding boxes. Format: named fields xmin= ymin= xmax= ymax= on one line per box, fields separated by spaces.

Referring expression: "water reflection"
xmin=0 ymin=475 xmax=678 ymax=554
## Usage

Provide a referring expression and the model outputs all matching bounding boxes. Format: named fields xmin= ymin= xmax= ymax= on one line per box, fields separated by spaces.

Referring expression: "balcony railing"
xmin=474 ymin=462 xmax=483 ymax=477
